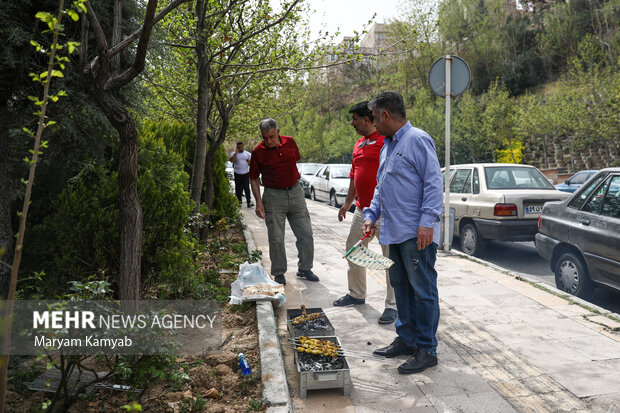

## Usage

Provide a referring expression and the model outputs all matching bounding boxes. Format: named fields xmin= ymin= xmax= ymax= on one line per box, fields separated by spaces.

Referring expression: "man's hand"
xmin=255 ymin=203 xmax=265 ymax=219
xmin=417 ymin=226 xmax=433 ymax=250
xmin=362 ymin=219 xmax=376 ymax=237
xmin=338 ymin=203 xmax=351 ymax=222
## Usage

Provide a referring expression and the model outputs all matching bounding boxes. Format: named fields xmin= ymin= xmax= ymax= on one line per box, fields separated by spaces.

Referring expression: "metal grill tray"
xmin=287 ymin=307 xmax=335 ymax=338
xmin=293 ymin=336 xmax=351 ymax=399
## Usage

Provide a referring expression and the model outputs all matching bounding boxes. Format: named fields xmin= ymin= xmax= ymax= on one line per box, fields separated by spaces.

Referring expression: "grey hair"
xmin=369 ymin=91 xmax=406 ymax=119
xmin=259 ymin=118 xmax=278 ymax=133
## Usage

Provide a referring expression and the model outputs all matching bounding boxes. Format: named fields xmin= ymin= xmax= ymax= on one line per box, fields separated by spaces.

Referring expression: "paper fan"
xmin=343 ymin=233 xmax=394 ymax=270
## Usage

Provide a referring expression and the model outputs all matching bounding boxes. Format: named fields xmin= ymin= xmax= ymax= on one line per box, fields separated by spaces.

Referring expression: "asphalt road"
xmin=452 ymin=238 xmax=620 ymax=315
xmin=306 ymin=197 xmax=620 ymax=315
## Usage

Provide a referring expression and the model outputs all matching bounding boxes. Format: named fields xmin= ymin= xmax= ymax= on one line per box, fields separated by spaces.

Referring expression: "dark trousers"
xmin=389 ymin=239 xmax=439 ymax=355
xmin=234 ymin=172 xmax=251 ymax=206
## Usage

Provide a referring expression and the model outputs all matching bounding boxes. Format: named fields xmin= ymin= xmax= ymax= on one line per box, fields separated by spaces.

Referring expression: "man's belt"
xmin=266 ymin=181 xmax=299 ymax=191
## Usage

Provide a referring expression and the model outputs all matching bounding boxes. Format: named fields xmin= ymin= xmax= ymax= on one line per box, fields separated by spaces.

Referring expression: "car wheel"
xmin=329 ymin=191 xmax=340 ymax=207
xmin=311 ymin=188 xmax=317 ymax=201
xmin=460 ymin=223 xmax=484 ymax=256
xmin=555 ymin=252 xmax=593 ymax=299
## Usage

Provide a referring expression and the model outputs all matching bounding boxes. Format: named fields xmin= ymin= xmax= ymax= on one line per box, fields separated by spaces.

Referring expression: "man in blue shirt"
xmin=362 ymin=91 xmax=443 ymax=374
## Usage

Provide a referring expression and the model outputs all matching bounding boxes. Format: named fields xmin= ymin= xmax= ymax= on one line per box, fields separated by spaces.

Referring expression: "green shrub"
xmin=141 ymin=119 xmax=239 ymax=223
xmin=23 ymin=137 xmax=197 ymax=298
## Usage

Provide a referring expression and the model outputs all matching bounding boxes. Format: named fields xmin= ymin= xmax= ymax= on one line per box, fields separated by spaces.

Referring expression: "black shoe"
xmin=248 ymin=202 xmax=254 ymax=207
xmin=373 ymin=337 xmax=418 ymax=358
xmin=398 ymin=350 xmax=438 ymax=374
xmin=333 ymin=294 xmax=365 ymax=307
xmin=274 ymin=275 xmax=286 ymax=285
xmin=378 ymin=308 xmax=397 ymax=324
xmin=296 ymin=269 xmax=319 ymax=282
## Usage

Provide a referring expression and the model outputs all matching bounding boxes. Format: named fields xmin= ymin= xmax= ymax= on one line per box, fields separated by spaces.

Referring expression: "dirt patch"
xmin=7 ymin=225 xmax=265 ymax=412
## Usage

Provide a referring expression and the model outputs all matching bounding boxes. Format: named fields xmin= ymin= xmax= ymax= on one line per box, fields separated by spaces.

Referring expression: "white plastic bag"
xmin=229 ymin=261 xmax=286 ymax=306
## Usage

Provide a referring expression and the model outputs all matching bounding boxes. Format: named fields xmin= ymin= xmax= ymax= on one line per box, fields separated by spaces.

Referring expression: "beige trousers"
xmin=345 ymin=207 xmax=396 ymax=308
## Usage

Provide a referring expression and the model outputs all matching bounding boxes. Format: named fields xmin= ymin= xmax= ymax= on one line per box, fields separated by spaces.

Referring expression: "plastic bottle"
xmin=238 ymin=352 xmax=251 ymax=375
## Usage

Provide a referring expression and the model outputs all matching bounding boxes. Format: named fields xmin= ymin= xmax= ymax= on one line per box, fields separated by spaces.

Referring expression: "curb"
xmin=441 ymin=248 xmax=620 ymax=321
xmin=240 ymin=217 xmax=292 ymax=413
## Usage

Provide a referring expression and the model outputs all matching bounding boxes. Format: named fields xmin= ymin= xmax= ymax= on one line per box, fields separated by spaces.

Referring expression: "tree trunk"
xmin=0 ymin=174 xmax=12 ymax=299
xmin=112 ymin=0 xmax=122 ymax=72
xmin=202 ymin=148 xmax=215 ymax=209
xmin=96 ymin=90 xmax=142 ymax=304
xmin=190 ymin=0 xmax=210 ymax=213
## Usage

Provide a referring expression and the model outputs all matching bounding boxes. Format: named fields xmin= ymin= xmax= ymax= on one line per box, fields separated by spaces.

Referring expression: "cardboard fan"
xmin=343 ymin=233 xmax=394 ymax=270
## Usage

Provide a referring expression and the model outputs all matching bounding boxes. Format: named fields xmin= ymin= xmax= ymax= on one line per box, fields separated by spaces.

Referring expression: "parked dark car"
xmin=297 ymin=163 xmax=324 ymax=198
xmin=554 ymin=170 xmax=598 ymax=193
xmin=536 ymin=168 xmax=620 ymax=298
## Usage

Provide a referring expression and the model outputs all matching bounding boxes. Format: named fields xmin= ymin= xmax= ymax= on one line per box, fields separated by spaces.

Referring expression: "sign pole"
xmin=443 ymin=55 xmax=452 ymax=252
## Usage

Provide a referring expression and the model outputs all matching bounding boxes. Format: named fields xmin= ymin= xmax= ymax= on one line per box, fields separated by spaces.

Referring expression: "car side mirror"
xmin=565 ymin=179 xmax=570 ymax=184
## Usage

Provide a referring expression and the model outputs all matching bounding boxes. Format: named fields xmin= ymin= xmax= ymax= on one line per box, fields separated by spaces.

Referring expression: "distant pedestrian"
xmin=229 ymin=141 xmax=253 ymax=207
xmin=333 ymin=101 xmax=397 ymax=325
xmin=362 ymin=91 xmax=443 ymax=374
xmin=249 ymin=118 xmax=318 ymax=285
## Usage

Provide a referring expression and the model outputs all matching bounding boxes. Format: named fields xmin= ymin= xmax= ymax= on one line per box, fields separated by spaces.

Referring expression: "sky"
xmin=272 ymin=0 xmax=406 ymax=43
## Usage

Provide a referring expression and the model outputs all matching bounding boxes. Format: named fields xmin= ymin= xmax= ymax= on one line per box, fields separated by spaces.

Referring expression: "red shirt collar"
xmin=257 ymin=135 xmax=290 ymax=150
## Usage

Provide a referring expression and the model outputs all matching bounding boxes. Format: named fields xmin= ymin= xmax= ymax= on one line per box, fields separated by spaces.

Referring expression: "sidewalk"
xmin=241 ymin=204 xmax=620 ymax=413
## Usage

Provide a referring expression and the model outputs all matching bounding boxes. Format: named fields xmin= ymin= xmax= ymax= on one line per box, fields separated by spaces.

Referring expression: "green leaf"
xmin=40 ymin=71 xmax=49 ymax=79
xmin=68 ymin=9 xmax=79 ymax=21
xmin=51 ymin=70 xmax=64 ymax=78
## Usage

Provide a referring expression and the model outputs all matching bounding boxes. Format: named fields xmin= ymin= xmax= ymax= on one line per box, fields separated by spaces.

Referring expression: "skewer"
xmin=288 ymin=345 xmax=388 ymax=362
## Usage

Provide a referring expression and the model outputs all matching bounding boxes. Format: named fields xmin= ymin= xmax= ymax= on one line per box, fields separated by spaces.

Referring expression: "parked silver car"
xmin=536 ymin=168 xmax=620 ymax=298
xmin=297 ymin=163 xmax=324 ymax=198
xmin=309 ymin=164 xmax=351 ymax=207
xmin=445 ymin=163 xmax=570 ymax=256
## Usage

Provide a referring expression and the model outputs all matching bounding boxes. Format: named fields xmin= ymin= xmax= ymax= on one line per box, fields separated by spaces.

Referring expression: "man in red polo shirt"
xmin=333 ymin=101 xmax=397 ymax=324
xmin=249 ymin=118 xmax=318 ymax=285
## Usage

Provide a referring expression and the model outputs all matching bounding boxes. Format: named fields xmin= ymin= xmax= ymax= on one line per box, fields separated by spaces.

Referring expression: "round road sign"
xmin=428 ymin=55 xmax=471 ymax=97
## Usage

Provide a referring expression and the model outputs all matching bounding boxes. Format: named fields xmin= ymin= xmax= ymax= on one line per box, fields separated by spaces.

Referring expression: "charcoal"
xmin=293 ymin=316 xmax=331 ymax=333
xmin=298 ymin=351 xmax=345 ymax=372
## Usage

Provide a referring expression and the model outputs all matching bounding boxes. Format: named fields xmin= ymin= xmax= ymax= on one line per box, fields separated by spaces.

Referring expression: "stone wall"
xmin=523 ymin=136 xmax=620 ymax=183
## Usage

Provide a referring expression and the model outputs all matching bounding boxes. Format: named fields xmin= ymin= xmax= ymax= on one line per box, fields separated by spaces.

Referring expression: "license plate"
xmin=525 ymin=204 xmax=543 ymax=214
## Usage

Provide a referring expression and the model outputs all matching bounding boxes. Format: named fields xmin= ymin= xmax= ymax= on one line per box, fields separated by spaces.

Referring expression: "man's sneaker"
xmin=397 ymin=349 xmax=438 ymax=374
xmin=333 ymin=294 xmax=365 ymax=306
xmin=373 ymin=337 xmax=418 ymax=358
xmin=248 ymin=202 xmax=254 ymax=207
xmin=378 ymin=308 xmax=397 ymax=324
xmin=296 ymin=269 xmax=319 ymax=282
xmin=274 ymin=275 xmax=286 ymax=285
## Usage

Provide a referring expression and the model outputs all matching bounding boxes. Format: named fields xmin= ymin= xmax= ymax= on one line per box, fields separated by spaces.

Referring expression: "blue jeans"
xmin=389 ymin=239 xmax=439 ymax=355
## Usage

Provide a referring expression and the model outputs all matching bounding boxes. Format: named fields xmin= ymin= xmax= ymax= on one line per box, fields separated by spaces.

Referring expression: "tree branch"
xmin=211 ymin=0 xmax=303 ymax=59
xmin=84 ymin=1 xmax=110 ymax=76
xmin=107 ymin=0 xmax=159 ymax=90
xmin=212 ymin=57 xmax=360 ymax=82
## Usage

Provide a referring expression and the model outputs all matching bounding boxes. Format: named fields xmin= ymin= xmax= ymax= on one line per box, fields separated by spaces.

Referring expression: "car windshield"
xmin=331 ymin=165 xmax=351 ymax=179
xmin=484 ymin=166 xmax=554 ymax=190
xmin=301 ymin=164 xmax=322 ymax=175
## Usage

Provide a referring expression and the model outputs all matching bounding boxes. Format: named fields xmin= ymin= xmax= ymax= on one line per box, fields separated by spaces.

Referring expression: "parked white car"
xmin=309 ymin=164 xmax=351 ymax=207
xmin=225 ymin=161 xmax=234 ymax=180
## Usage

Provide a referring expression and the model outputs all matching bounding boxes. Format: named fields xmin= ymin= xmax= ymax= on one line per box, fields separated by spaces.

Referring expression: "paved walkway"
xmin=242 ymin=200 xmax=620 ymax=413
